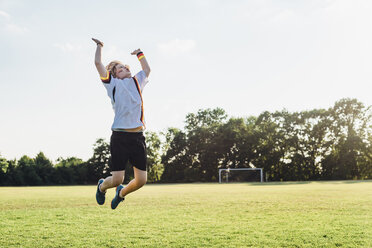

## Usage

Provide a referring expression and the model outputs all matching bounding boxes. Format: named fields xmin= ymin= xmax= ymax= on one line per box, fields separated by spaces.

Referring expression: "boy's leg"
xmin=119 ymin=167 xmax=147 ymax=198
xmin=100 ymin=171 xmax=125 ymax=192
xmin=96 ymin=171 xmax=124 ymax=205
xmin=111 ymin=132 xmax=146 ymax=209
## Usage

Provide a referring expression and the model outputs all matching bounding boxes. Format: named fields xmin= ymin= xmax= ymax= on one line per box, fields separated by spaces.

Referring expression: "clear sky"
xmin=1 ymin=0 xmax=371 ymax=161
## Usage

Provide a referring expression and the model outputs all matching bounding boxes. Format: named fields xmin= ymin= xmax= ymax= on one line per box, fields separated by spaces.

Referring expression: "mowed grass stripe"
xmin=0 ymin=181 xmax=371 ymax=248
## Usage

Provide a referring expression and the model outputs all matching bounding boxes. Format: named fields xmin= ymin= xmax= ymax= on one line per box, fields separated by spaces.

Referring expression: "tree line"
xmin=0 ymin=98 xmax=371 ymax=185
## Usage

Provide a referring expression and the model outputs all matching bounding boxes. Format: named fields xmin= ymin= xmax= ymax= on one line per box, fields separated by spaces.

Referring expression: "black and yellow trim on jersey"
xmin=101 ymin=71 xmax=111 ymax=84
xmin=133 ymin=76 xmax=145 ymax=127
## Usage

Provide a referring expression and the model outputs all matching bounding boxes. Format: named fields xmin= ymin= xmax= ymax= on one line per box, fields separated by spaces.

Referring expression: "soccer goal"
xmin=218 ymin=168 xmax=264 ymax=183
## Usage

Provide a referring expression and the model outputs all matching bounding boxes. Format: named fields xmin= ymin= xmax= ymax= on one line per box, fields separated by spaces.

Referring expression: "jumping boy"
xmin=92 ymin=38 xmax=151 ymax=209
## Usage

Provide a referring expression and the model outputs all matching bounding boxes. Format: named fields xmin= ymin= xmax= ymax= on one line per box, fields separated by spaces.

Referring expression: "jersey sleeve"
xmin=134 ymin=70 xmax=149 ymax=91
xmin=101 ymin=71 xmax=116 ymax=96
xmin=100 ymin=70 xmax=112 ymax=84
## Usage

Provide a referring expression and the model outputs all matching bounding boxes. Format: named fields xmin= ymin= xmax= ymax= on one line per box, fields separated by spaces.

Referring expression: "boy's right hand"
xmin=92 ymin=38 xmax=104 ymax=47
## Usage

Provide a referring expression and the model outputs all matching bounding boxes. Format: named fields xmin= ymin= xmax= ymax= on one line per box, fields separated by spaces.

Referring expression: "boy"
xmin=92 ymin=38 xmax=151 ymax=209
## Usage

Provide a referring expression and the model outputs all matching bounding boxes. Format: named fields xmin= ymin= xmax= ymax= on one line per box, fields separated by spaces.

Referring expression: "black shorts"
xmin=110 ymin=131 xmax=147 ymax=171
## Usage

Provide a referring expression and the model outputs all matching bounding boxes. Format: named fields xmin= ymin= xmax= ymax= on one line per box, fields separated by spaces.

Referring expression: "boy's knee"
xmin=137 ymin=177 xmax=147 ymax=187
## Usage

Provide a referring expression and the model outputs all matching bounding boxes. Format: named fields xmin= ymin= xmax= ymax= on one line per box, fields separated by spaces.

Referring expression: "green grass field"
xmin=0 ymin=181 xmax=371 ymax=248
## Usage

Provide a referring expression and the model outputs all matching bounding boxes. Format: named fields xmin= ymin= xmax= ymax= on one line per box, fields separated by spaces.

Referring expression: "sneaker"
xmin=95 ymin=179 xmax=106 ymax=205
xmin=111 ymin=185 xmax=125 ymax=209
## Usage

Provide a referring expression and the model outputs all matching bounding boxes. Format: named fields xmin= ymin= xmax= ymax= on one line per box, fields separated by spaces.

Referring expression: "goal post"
xmin=218 ymin=168 xmax=264 ymax=183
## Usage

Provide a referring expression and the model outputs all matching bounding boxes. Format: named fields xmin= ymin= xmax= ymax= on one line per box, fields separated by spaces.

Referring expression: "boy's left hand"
xmin=92 ymin=38 xmax=104 ymax=47
xmin=132 ymin=48 xmax=150 ymax=77
xmin=131 ymin=49 xmax=142 ymax=55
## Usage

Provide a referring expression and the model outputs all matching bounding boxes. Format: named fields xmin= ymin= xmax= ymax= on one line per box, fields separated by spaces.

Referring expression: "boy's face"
xmin=115 ymin=64 xmax=131 ymax=79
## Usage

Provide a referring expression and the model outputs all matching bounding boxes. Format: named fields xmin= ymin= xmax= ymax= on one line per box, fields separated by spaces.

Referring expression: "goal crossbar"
xmin=219 ymin=168 xmax=264 ymax=183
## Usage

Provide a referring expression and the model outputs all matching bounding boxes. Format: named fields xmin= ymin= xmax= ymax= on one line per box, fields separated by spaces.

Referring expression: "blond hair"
xmin=106 ymin=60 xmax=123 ymax=78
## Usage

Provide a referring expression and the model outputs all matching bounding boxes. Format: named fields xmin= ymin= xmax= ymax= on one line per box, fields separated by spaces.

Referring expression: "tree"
xmin=213 ymin=116 xmax=261 ymax=181
xmin=185 ymin=108 xmax=228 ymax=181
xmin=253 ymin=111 xmax=286 ymax=181
xmin=34 ymin=152 xmax=55 ymax=184
xmin=322 ymin=98 xmax=372 ymax=179
xmin=185 ymin=108 xmax=227 ymax=131
xmin=161 ymin=128 xmax=190 ymax=182
xmin=86 ymin=138 xmax=111 ymax=182
xmin=145 ymin=131 xmax=163 ymax=182
xmin=17 ymin=155 xmax=42 ymax=186
xmin=268 ymin=109 xmax=332 ymax=180
xmin=1 ymin=98 xmax=370 ymax=185
xmin=55 ymin=157 xmax=86 ymax=184
xmin=0 ymin=154 xmax=8 ymax=185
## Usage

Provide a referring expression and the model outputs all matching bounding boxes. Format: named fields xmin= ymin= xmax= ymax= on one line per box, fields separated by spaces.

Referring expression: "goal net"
xmin=218 ymin=168 xmax=264 ymax=183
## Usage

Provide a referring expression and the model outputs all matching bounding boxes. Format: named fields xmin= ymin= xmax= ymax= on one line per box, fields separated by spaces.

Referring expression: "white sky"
xmin=1 ymin=0 xmax=372 ymax=161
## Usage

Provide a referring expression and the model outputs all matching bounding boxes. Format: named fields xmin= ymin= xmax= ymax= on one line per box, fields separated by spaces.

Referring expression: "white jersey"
xmin=101 ymin=70 xmax=148 ymax=130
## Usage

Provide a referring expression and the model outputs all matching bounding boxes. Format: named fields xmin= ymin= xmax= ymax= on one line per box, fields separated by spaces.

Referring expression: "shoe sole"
xmin=96 ymin=179 xmax=105 ymax=205
xmin=111 ymin=185 xmax=124 ymax=209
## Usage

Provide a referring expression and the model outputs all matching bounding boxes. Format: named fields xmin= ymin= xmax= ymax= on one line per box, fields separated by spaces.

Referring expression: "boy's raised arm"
xmin=131 ymin=49 xmax=151 ymax=77
xmin=92 ymin=38 xmax=107 ymax=79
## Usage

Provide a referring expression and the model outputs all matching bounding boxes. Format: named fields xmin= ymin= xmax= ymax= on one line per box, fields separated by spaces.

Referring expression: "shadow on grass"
xmin=323 ymin=180 xmax=372 ymax=184
xmin=243 ymin=181 xmax=312 ymax=186
xmin=239 ymin=180 xmax=372 ymax=186
xmin=145 ymin=180 xmax=372 ymax=187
